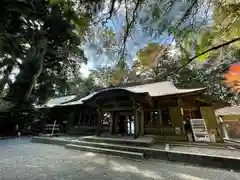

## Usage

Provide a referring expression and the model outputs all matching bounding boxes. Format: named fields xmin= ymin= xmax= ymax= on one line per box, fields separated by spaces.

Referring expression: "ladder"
xmin=44 ymin=121 xmax=60 ymax=137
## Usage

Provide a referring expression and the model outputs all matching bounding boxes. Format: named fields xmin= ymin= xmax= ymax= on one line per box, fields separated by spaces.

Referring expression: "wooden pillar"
xmin=129 ymin=115 xmax=132 ymax=135
xmin=96 ymin=108 xmax=103 ymax=136
xmin=67 ymin=112 xmax=75 ymax=129
xmin=78 ymin=112 xmax=82 ymax=125
xmin=115 ymin=112 xmax=119 ymax=134
xmin=134 ymin=107 xmax=141 ymax=138
xmin=88 ymin=112 xmax=91 ymax=125
xmin=140 ymin=106 xmax=144 ymax=136
xmin=131 ymin=98 xmax=137 ymax=139
xmin=133 ymin=108 xmax=137 ymax=138
xmin=110 ymin=111 xmax=114 ymax=134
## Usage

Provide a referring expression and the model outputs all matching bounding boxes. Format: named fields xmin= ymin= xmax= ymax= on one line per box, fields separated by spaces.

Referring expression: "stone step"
xmin=153 ymin=139 xmax=231 ymax=149
xmin=65 ymin=144 xmax=144 ymax=160
xmin=70 ymin=140 xmax=149 ymax=153
xmin=79 ymin=136 xmax=154 ymax=147
xmin=31 ymin=136 xmax=69 ymax=146
xmin=224 ymin=139 xmax=240 ymax=149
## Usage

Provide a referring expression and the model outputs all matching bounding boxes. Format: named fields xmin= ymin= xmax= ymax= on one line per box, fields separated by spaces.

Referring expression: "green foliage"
xmin=0 ymin=0 xmax=93 ymax=104
xmin=195 ymin=30 xmax=214 ymax=61
xmin=111 ymin=59 xmax=129 ymax=85
xmin=48 ymin=0 xmax=65 ymax=6
xmin=65 ymin=75 xmax=96 ymax=96
xmin=174 ymin=1 xmax=240 ymax=62
xmin=137 ymin=43 xmax=166 ymax=67
xmin=1 ymin=0 xmax=240 ymax=107
xmin=148 ymin=46 xmax=240 ymax=104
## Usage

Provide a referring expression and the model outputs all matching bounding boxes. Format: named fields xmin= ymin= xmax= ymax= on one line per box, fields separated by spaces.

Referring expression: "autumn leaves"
xmin=224 ymin=64 xmax=240 ymax=92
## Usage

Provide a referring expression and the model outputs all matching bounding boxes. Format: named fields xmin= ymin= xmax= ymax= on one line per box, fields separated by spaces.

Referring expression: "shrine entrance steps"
xmin=66 ymin=143 xmax=144 ymax=160
xmin=79 ymin=135 xmax=155 ymax=146
xmin=31 ymin=136 xmax=240 ymax=170
xmin=65 ymin=136 xmax=155 ymax=160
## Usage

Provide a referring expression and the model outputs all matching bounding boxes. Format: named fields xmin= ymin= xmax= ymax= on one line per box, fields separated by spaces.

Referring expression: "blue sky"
xmin=80 ymin=0 xmax=211 ymax=77
xmin=80 ymin=13 xmax=172 ymax=77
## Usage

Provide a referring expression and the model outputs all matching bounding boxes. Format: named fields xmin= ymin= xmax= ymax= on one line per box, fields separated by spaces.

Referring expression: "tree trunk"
xmin=0 ymin=64 xmax=14 ymax=95
xmin=0 ymin=55 xmax=17 ymax=95
xmin=0 ymin=38 xmax=47 ymax=112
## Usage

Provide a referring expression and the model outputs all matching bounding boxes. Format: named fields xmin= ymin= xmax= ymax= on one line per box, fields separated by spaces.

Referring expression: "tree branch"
xmin=149 ymin=0 xmax=198 ymax=70
xmin=175 ymin=0 xmax=198 ymax=29
xmin=99 ymin=0 xmax=118 ymax=25
xmin=119 ymin=0 xmax=142 ymax=60
xmin=163 ymin=37 xmax=240 ymax=79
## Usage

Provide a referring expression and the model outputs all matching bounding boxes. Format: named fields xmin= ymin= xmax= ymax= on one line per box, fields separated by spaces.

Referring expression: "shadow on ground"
xmin=0 ymin=138 xmax=239 ymax=180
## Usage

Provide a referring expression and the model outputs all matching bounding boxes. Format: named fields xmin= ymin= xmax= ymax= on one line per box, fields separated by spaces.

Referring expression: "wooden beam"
xmin=196 ymin=97 xmax=213 ymax=105
xmin=102 ymin=107 xmax=133 ymax=112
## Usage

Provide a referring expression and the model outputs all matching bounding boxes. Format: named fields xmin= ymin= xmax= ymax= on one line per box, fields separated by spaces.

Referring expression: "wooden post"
xmin=133 ymin=105 xmax=140 ymax=138
xmin=78 ymin=112 xmax=82 ymax=125
xmin=129 ymin=115 xmax=132 ymax=135
xmin=140 ymin=106 xmax=144 ymax=136
xmin=131 ymin=98 xmax=137 ymax=139
xmin=96 ymin=108 xmax=102 ymax=136
xmin=110 ymin=111 xmax=114 ymax=134
xmin=67 ymin=112 xmax=74 ymax=130
xmin=133 ymin=108 xmax=137 ymax=139
xmin=88 ymin=112 xmax=91 ymax=125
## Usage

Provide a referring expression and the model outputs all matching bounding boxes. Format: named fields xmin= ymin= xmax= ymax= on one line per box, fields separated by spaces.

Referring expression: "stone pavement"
xmin=1 ymin=138 xmax=240 ymax=180
xmin=169 ymin=145 xmax=240 ymax=158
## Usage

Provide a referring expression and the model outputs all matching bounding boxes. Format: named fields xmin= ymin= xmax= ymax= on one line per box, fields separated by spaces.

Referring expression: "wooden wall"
xmin=222 ymin=115 xmax=240 ymax=121
xmin=221 ymin=115 xmax=240 ymax=138
xmin=143 ymin=95 xmax=223 ymax=142
xmin=226 ymin=121 xmax=240 ymax=138
xmin=143 ymin=107 xmax=183 ymax=136
xmin=143 ymin=96 xmax=184 ymax=137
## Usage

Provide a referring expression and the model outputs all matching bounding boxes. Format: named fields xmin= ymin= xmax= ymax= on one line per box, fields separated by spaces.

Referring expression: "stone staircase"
xmin=65 ymin=136 xmax=155 ymax=160
xmin=79 ymin=136 xmax=154 ymax=146
xmin=66 ymin=143 xmax=144 ymax=160
xmin=31 ymin=136 xmax=240 ymax=170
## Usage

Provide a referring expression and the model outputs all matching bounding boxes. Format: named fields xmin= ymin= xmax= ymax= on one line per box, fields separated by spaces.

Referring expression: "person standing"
xmin=15 ymin=124 xmax=21 ymax=138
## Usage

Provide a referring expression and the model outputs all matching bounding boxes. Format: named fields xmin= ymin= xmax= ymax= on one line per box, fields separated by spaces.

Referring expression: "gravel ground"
xmin=0 ymin=138 xmax=240 ymax=180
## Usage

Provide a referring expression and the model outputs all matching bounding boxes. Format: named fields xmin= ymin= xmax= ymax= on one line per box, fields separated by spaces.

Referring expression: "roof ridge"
xmin=94 ymin=80 xmax=171 ymax=91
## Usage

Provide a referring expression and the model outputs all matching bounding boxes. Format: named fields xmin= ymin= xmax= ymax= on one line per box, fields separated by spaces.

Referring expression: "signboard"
xmin=190 ymin=119 xmax=210 ymax=142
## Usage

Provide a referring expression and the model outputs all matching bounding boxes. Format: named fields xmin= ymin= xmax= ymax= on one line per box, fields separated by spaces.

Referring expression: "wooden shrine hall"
xmin=40 ymin=81 xmax=223 ymax=142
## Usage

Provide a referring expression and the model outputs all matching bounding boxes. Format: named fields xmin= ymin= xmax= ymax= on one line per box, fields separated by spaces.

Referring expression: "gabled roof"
xmin=36 ymin=95 xmax=76 ymax=108
xmin=61 ymin=81 xmax=205 ymax=106
xmin=124 ymin=81 xmax=205 ymax=97
xmin=38 ymin=81 xmax=206 ymax=108
xmin=215 ymin=106 xmax=240 ymax=116
xmin=60 ymin=93 xmax=97 ymax=106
